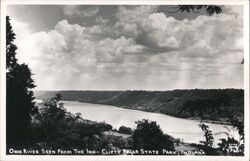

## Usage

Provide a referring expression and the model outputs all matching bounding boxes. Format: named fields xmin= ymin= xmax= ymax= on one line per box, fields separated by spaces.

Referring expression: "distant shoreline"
xmin=34 ymin=89 xmax=244 ymax=126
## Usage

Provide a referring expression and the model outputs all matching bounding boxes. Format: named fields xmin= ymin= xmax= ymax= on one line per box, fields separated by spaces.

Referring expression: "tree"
xmin=119 ymin=126 xmax=133 ymax=135
xmin=32 ymin=94 xmax=71 ymax=144
xmin=6 ymin=16 xmax=37 ymax=146
xmin=132 ymin=119 xmax=174 ymax=152
xmin=199 ymin=123 xmax=214 ymax=147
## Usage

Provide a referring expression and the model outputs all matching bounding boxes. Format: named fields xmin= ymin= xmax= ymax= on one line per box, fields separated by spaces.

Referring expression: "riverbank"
xmin=35 ymin=89 xmax=244 ymax=126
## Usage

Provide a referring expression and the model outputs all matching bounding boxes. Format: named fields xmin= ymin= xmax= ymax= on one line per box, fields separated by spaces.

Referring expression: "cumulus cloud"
xmin=12 ymin=5 xmax=244 ymax=90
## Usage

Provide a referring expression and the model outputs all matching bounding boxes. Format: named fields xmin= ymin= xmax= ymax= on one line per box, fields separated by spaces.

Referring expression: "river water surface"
xmin=57 ymin=101 xmax=239 ymax=147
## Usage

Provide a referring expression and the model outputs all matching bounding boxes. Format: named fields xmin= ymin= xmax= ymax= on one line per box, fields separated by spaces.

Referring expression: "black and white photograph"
xmin=0 ymin=0 xmax=249 ymax=160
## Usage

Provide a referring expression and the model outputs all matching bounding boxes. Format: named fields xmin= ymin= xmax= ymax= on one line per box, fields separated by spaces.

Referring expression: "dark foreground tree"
xmin=6 ymin=16 xmax=37 ymax=146
xmin=132 ymin=119 xmax=174 ymax=153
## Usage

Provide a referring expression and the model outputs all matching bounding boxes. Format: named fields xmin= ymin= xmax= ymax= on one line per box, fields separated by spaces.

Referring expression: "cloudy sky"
xmin=7 ymin=5 xmax=244 ymax=90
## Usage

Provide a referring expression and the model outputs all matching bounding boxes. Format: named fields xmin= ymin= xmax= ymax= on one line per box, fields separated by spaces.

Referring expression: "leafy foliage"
xmin=6 ymin=16 xmax=37 ymax=145
xmin=199 ymin=123 xmax=214 ymax=147
xmin=119 ymin=126 xmax=133 ymax=134
xmin=6 ymin=16 xmax=17 ymax=68
xmin=178 ymin=5 xmax=222 ymax=16
xmin=218 ymin=137 xmax=241 ymax=155
xmin=132 ymin=119 xmax=174 ymax=152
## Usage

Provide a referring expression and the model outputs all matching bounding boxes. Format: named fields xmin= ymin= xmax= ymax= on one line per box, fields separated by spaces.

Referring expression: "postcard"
xmin=0 ymin=0 xmax=249 ymax=161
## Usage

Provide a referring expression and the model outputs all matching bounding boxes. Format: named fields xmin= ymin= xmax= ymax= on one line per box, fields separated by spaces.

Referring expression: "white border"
xmin=0 ymin=0 xmax=249 ymax=161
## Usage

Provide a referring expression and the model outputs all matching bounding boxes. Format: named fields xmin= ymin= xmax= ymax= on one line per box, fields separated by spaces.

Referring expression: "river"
xmin=37 ymin=100 xmax=239 ymax=147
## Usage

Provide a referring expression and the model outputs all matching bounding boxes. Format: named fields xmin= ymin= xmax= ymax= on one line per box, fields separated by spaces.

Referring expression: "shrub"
xmin=132 ymin=119 xmax=174 ymax=152
xmin=119 ymin=126 xmax=133 ymax=134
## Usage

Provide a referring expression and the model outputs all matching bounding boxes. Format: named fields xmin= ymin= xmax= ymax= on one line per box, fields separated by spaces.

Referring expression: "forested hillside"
xmin=35 ymin=89 xmax=244 ymax=123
